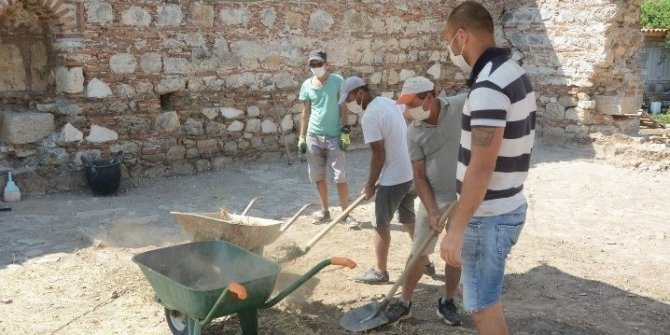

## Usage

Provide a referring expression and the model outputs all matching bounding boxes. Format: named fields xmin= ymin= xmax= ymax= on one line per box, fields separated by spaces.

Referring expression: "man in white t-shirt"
xmin=339 ymin=76 xmax=416 ymax=284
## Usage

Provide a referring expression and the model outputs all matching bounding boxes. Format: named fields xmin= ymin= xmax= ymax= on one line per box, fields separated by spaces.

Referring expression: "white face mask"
xmin=408 ymin=105 xmax=430 ymax=121
xmin=311 ymin=66 xmax=326 ymax=78
xmin=448 ymin=33 xmax=472 ymax=74
xmin=346 ymin=100 xmax=363 ymax=114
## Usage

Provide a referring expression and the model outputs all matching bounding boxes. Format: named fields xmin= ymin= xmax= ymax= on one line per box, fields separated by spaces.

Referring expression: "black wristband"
xmin=341 ymin=125 xmax=351 ymax=134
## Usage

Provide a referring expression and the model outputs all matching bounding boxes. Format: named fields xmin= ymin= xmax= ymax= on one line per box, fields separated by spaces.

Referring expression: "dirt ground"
xmin=1 ymin=142 xmax=669 ymax=335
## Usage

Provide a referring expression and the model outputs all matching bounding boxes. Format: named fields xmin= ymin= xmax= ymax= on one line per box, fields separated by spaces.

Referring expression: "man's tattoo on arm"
xmin=471 ymin=127 xmax=496 ymax=147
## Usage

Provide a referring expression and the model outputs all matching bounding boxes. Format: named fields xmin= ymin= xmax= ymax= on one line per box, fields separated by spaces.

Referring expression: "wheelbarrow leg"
xmin=237 ymin=309 xmax=259 ymax=335
xmin=187 ymin=317 xmax=202 ymax=335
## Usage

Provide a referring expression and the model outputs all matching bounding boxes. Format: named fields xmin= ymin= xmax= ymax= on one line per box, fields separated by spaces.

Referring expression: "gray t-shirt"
xmin=406 ymin=93 xmax=467 ymax=202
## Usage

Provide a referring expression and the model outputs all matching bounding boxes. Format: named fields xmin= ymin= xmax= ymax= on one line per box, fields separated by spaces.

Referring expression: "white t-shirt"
xmin=361 ymin=97 xmax=413 ymax=186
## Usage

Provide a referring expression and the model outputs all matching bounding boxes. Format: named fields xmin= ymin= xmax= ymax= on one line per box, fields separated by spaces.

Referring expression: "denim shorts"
xmin=306 ymin=133 xmax=347 ymax=183
xmin=461 ymin=203 xmax=527 ymax=312
xmin=372 ymin=181 xmax=416 ymax=229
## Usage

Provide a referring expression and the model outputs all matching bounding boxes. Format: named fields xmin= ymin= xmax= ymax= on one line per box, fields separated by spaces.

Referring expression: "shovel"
xmin=339 ymin=201 xmax=457 ymax=332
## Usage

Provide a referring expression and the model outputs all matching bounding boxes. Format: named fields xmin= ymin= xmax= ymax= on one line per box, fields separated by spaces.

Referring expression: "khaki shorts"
xmin=411 ymin=198 xmax=456 ymax=256
xmin=306 ymin=133 xmax=347 ymax=183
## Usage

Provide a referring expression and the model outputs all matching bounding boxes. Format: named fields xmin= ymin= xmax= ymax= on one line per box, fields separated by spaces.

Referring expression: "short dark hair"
xmin=447 ymin=1 xmax=494 ymax=35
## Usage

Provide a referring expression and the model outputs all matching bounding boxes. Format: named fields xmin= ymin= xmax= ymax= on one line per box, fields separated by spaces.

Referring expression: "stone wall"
xmin=0 ymin=0 xmax=644 ymax=194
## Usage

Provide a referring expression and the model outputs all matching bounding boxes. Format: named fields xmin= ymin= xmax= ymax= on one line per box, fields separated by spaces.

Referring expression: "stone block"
xmin=223 ymin=141 xmax=238 ymax=153
xmin=212 ymin=157 xmax=230 ymax=171
xmin=55 ymin=67 xmax=84 ymax=94
xmin=578 ymin=100 xmax=597 ymax=110
xmin=614 ymin=116 xmax=640 ymax=136
xmin=545 ymin=102 xmax=565 ymax=120
xmin=247 ymin=106 xmax=261 ymax=117
xmin=238 ymin=139 xmax=251 ymax=151
xmin=155 ymin=77 xmax=185 ymax=94
xmin=56 ymin=123 xmax=83 ymax=144
xmin=427 ymin=63 xmax=441 ymax=79
xmin=110 ymin=54 xmax=137 ymax=74
xmin=86 ymin=125 xmax=118 ymax=143
xmin=206 ymin=121 xmax=226 ymax=137
xmin=261 ymin=119 xmax=277 ymax=133
xmin=54 ymin=98 xmax=82 ymax=115
xmin=186 ymin=148 xmax=198 ymax=159
xmin=37 ymin=147 xmax=69 ymax=166
xmin=166 ymin=145 xmax=186 ymax=160
xmin=196 ymin=159 xmax=211 ymax=172
xmin=260 ymin=8 xmax=276 ymax=27
xmin=558 ymin=95 xmax=577 ymax=108
xmin=113 ymin=84 xmax=135 ymax=97
xmin=542 ymin=126 xmax=566 ymax=146
xmin=228 ymin=120 xmax=245 ymax=132
xmin=191 ymin=3 xmax=214 ymax=27
xmin=183 ymin=118 xmax=204 ymax=136
xmin=86 ymin=78 xmax=113 ymax=98
xmin=309 ymin=9 xmax=334 ymax=31
xmin=220 ymin=8 xmax=251 ymax=26
xmin=388 ymin=69 xmax=399 ymax=85
xmin=86 ymin=2 xmax=113 ymax=24
xmin=157 ymin=4 xmax=183 ymax=26
xmin=122 ymin=6 xmax=151 ymax=26
xmin=399 ymin=69 xmax=416 ymax=81
xmin=171 ymin=161 xmax=194 ymax=176
xmin=281 ymin=114 xmax=293 ymax=132
xmin=140 ymin=53 xmax=162 ymax=73
xmin=370 ymin=72 xmax=382 ymax=85
xmin=1 ymin=112 xmax=55 ymax=144
xmin=164 ymin=58 xmax=191 ymax=74
xmin=221 ymin=107 xmax=244 ymax=119
xmin=246 ymin=118 xmax=261 ymax=133
xmin=285 ymin=12 xmax=303 ymax=28
xmin=197 ymin=139 xmax=218 ymax=154
xmin=595 ymin=96 xmax=642 ymax=115
xmin=201 ymin=107 xmax=219 ymax=120
xmin=109 ymin=141 xmax=139 ymax=155
xmin=155 ymin=111 xmax=180 ymax=133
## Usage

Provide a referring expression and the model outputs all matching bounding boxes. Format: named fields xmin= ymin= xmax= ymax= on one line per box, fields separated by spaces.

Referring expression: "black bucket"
xmin=81 ymin=151 xmax=124 ymax=196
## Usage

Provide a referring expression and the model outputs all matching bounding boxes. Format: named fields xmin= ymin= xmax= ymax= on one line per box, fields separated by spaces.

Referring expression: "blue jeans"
xmin=461 ymin=203 xmax=527 ymax=312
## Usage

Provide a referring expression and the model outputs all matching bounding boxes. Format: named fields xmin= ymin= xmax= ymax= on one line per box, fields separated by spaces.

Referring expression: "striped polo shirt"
xmin=457 ymin=48 xmax=536 ymax=217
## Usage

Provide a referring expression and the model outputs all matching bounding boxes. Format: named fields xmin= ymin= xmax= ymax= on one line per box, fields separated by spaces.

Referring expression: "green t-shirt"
xmin=298 ymin=74 xmax=343 ymax=137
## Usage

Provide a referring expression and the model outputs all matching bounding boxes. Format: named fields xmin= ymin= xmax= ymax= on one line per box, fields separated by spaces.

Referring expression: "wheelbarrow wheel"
xmin=165 ymin=308 xmax=189 ymax=335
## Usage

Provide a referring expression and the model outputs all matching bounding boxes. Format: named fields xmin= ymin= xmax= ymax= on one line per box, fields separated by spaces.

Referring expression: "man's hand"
xmin=298 ymin=136 xmax=307 ymax=154
xmin=340 ymin=126 xmax=351 ymax=151
xmin=361 ymin=183 xmax=376 ymax=200
xmin=441 ymin=226 xmax=465 ymax=268
xmin=428 ymin=212 xmax=444 ymax=233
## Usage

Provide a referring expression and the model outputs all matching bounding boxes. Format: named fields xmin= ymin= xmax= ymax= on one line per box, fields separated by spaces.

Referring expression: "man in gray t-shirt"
xmin=383 ymin=76 xmax=467 ymax=326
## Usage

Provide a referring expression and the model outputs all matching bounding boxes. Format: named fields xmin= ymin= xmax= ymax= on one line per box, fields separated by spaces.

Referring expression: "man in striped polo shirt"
xmin=440 ymin=2 xmax=536 ymax=335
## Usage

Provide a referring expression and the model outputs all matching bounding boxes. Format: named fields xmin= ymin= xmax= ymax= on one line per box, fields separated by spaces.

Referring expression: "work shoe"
xmin=344 ymin=215 xmax=362 ymax=230
xmin=436 ymin=297 xmax=462 ymax=326
xmin=384 ymin=299 xmax=412 ymax=324
xmin=312 ymin=210 xmax=330 ymax=224
xmin=424 ymin=261 xmax=436 ymax=276
xmin=353 ymin=268 xmax=389 ymax=284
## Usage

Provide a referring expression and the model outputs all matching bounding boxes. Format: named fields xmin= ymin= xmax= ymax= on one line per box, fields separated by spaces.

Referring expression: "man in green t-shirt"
xmin=298 ymin=49 xmax=357 ymax=227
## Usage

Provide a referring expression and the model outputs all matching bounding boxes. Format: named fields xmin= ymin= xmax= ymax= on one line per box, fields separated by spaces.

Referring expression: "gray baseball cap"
xmin=338 ymin=76 xmax=366 ymax=106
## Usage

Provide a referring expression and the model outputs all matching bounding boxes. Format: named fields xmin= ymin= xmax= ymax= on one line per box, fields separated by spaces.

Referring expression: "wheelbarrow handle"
xmin=241 ymin=197 xmax=261 ymax=216
xmin=261 ymin=258 xmax=356 ymax=309
xmin=279 ymin=203 xmax=311 ymax=233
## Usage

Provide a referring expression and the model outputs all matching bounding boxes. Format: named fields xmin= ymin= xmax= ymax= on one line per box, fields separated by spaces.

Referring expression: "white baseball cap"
xmin=338 ymin=76 xmax=367 ymax=106
xmin=397 ymin=76 xmax=435 ymax=104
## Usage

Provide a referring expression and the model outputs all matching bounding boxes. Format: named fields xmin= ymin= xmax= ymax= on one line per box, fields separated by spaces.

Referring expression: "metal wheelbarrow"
xmin=133 ymin=240 xmax=356 ymax=335
xmin=170 ymin=198 xmax=310 ymax=254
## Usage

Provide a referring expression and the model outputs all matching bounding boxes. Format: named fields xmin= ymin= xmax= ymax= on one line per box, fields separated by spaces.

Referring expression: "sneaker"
xmin=353 ymin=268 xmax=389 ymax=284
xmin=436 ymin=297 xmax=462 ymax=326
xmin=384 ymin=299 xmax=412 ymax=323
xmin=424 ymin=262 xmax=436 ymax=276
xmin=312 ymin=210 xmax=330 ymax=224
xmin=345 ymin=215 xmax=362 ymax=230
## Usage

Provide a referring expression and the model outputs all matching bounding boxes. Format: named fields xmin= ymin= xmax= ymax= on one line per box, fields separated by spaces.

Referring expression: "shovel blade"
xmin=339 ymin=302 xmax=390 ymax=332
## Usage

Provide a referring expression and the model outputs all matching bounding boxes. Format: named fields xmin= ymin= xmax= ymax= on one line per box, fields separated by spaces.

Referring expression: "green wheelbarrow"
xmin=133 ymin=240 xmax=356 ymax=335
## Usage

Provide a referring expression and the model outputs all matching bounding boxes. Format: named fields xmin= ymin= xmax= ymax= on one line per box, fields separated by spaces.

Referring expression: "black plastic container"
xmin=81 ymin=151 xmax=124 ymax=196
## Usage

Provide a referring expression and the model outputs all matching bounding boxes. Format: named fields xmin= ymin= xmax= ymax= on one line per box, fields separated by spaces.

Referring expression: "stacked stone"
xmin=0 ymin=0 xmax=646 ymax=193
